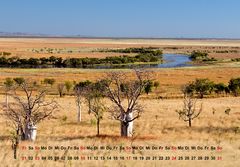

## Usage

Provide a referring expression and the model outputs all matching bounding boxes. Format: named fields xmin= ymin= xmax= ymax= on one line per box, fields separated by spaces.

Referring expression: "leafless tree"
xmin=2 ymin=82 xmax=58 ymax=159
xmin=176 ymin=92 xmax=202 ymax=127
xmin=101 ymin=69 xmax=153 ymax=137
xmin=4 ymin=82 xmax=58 ymax=140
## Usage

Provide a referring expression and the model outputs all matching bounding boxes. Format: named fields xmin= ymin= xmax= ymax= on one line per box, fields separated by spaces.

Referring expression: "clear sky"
xmin=0 ymin=0 xmax=240 ymax=38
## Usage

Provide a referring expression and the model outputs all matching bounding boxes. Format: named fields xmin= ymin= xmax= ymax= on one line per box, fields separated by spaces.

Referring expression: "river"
xmin=93 ymin=54 xmax=192 ymax=69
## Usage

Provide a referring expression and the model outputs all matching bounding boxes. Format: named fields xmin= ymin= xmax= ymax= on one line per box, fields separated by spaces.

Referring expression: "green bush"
xmin=144 ymin=80 xmax=154 ymax=95
xmin=4 ymin=78 xmax=14 ymax=88
xmin=13 ymin=77 xmax=25 ymax=85
xmin=43 ymin=78 xmax=56 ymax=86
xmin=65 ymin=81 xmax=73 ymax=93
xmin=185 ymin=78 xmax=215 ymax=98
xmin=228 ymin=78 xmax=240 ymax=96
xmin=214 ymin=83 xmax=227 ymax=94
xmin=190 ymin=51 xmax=208 ymax=60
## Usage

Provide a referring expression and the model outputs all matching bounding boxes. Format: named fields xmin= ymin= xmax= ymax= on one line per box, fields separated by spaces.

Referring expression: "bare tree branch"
xmin=100 ymin=69 xmax=154 ymax=137
xmin=3 ymin=81 xmax=59 ymax=141
xmin=176 ymin=92 xmax=202 ymax=127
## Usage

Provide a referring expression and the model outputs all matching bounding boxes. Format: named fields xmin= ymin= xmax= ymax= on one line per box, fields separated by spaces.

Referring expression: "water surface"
xmin=93 ymin=54 xmax=192 ymax=69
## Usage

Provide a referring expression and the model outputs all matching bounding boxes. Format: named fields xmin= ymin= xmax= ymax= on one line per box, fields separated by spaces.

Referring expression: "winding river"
xmin=157 ymin=54 xmax=192 ymax=68
xmin=93 ymin=54 xmax=192 ymax=69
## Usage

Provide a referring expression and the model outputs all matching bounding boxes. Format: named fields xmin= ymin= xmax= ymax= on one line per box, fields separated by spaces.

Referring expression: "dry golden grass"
xmin=0 ymin=37 xmax=239 ymax=166
xmin=1 ymin=38 xmax=240 ymax=47
xmin=0 ymin=67 xmax=239 ymax=96
xmin=0 ymin=95 xmax=239 ymax=167
xmin=0 ymin=37 xmax=240 ymax=59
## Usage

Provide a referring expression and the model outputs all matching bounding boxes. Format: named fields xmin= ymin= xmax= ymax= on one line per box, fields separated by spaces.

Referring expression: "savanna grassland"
xmin=1 ymin=38 xmax=240 ymax=59
xmin=0 ymin=38 xmax=239 ymax=167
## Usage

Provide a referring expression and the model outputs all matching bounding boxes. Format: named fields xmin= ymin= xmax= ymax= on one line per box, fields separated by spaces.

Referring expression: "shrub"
xmin=4 ymin=78 xmax=14 ymax=89
xmin=65 ymin=81 xmax=73 ymax=93
xmin=43 ymin=78 xmax=56 ymax=87
xmin=214 ymin=83 xmax=227 ymax=95
xmin=144 ymin=80 xmax=154 ymax=95
xmin=13 ymin=77 xmax=25 ymax=85
xmin=228 ymin=78 xmax=240 ymax=96
xmin=190 ymin=51 xmax=208 ymax=60
xmin=153 ymin=81 xmax=160 ymax=89
xmin=185 ymin=78 xmax=215 ymax=98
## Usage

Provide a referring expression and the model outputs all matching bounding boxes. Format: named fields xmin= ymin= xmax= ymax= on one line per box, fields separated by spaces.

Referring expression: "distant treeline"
xmin=0 ymin=55 xmax=162 ymax=68
xmin=185 ymin=78 xmax=240 ymax=98
xmin=0 ymin=48 xmax=163 ymax=68
xmin=100 ymin=47 xmax=163 ymax=55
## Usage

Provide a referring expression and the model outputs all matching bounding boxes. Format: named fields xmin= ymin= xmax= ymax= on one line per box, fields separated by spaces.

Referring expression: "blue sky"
xmin=0 ymin=0 xmax=240 ymax=38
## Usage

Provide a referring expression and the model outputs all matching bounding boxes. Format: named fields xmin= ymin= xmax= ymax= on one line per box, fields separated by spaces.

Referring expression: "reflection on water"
xmin=90 ymin=54 xmax=192 ymax=69
xmin=157 ymin=54 xmax=192 ymax=68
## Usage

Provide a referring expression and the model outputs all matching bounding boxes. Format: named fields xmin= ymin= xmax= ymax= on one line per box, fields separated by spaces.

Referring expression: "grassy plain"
xmin=0 ymin=38 xmax=240 ymax=59
xmin=0 ymin=38 xmax=239 ymax=167
xmin=0 ymin=66 xmax=240 ymax=97
xmin=0 ymin=96 xmax=239 ymax=167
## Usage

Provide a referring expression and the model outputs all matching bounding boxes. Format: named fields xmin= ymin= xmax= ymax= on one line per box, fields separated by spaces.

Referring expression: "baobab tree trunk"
xmin=121 ymin=112 xmax=133 ymax=137
xmin=24 ymin=123 xmax=37 ymax=141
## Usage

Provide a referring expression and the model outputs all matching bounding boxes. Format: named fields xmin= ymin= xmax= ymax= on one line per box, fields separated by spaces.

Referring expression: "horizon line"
xmin=1 ymin=31 xmax=240 ymax=40
xmin=1 ymin=35 xmax=240 ymax=41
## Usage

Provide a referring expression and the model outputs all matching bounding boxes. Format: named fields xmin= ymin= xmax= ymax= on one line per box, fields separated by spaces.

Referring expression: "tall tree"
xmin=100 ymin=70 xmax=153 ymax=137
xmin=3 ymin=82 xmax=58 ymax=158
xmin=85 ymin=82 xmax=105 ymax=136
xmin=74 ymin=80 xmax=91 ymax=122
xmin=5 ymin=82 xmax=58 ymax=140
